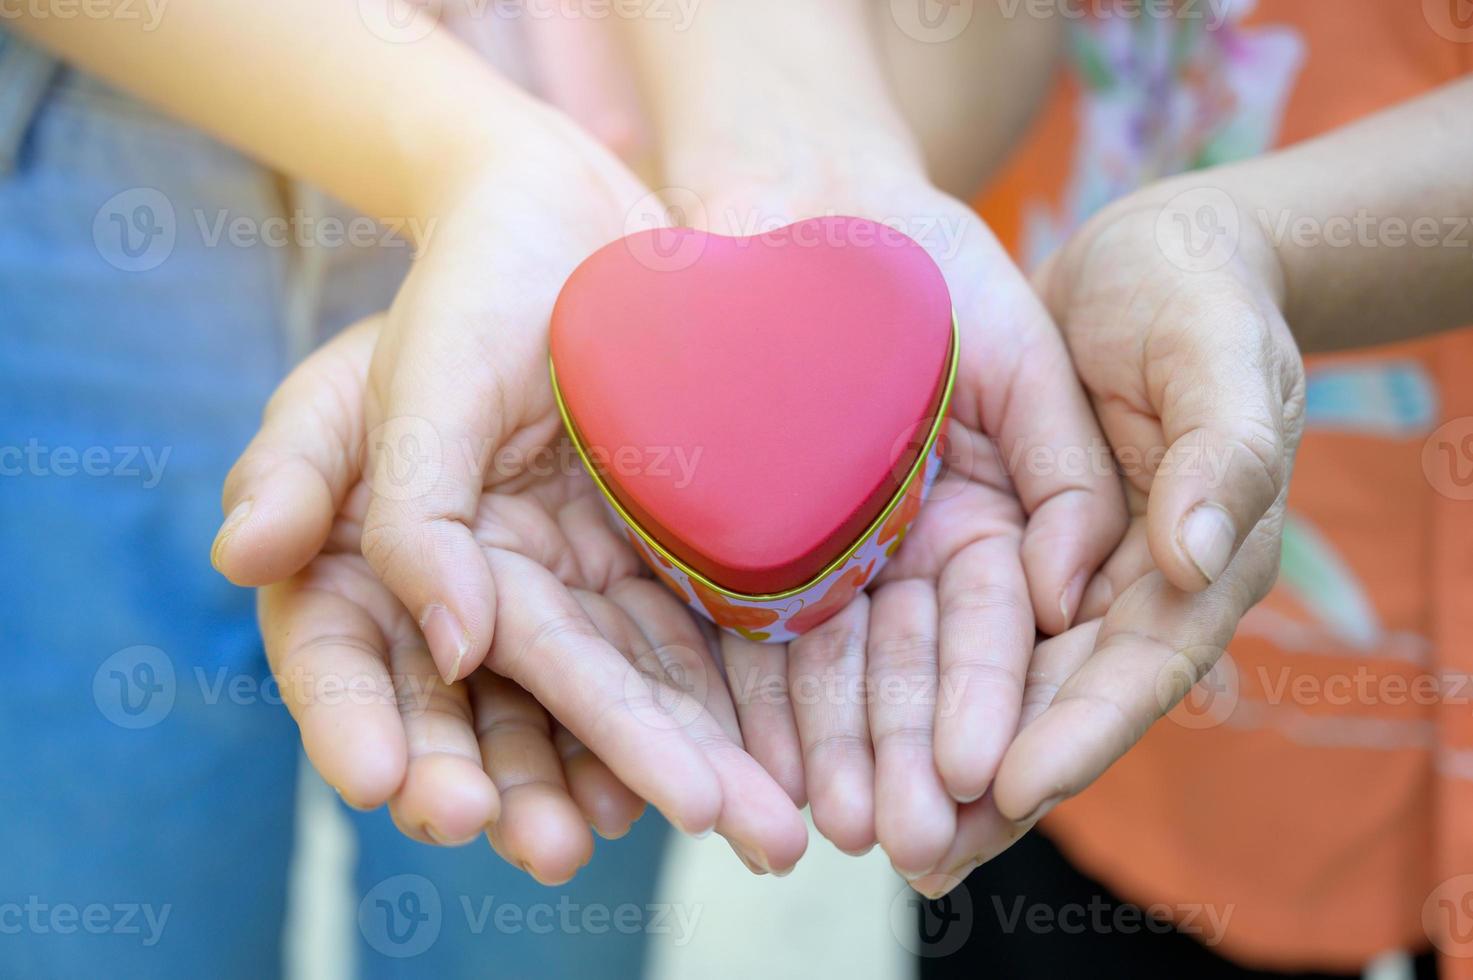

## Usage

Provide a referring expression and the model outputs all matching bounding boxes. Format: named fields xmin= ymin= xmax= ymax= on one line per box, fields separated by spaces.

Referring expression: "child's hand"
xmin=909 ymin=177 xmax=1307 ymax=895
xmin=212 ymin=138 xmax=811 ymax=877
xmin=225 ymin=314 xmax=809 ymax=878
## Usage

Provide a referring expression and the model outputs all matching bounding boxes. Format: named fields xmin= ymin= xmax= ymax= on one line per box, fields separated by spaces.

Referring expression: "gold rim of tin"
xmin=550 ymin=311 xmax=960 ymax=601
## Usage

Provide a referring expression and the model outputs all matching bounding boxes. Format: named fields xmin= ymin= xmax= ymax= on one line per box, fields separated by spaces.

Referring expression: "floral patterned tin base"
xmin=616 ymin=437 xmax=948 ymax=644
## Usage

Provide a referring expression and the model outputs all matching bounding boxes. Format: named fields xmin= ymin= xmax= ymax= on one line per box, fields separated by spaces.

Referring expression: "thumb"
xmin=212 ymin=316 xmax=380 ymax=586
xmin=1142 ymin=283 xmax=1303 ymax=592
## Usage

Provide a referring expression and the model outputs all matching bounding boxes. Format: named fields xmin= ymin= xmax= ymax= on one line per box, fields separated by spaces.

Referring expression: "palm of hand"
xmin=221 ymin=160 xmax=815 ymax=879
xmin=676 ymin=180 xmax=1127 ymax=879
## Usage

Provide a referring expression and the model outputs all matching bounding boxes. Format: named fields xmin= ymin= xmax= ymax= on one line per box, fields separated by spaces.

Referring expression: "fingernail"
xmin=1020 ymin=795 xmax=1063 ymax=826
xmin=517 ymin=858 xmax=574 ymax=888
xmin=839 ymin=843 xmax=876 ymax=858
xmin=1178 ymin=503 xmax=1236 ymax=584
xmin=732 ymin=843 xmax=772 ymax=875
xmin=210 ymin=499 xmax=252 ymax=571
xmin=942 ymin=857 xmax=982 ymax=887
xmin=420 ymin=604 xmax=470 ymax=684
xmin=332 ymin=785 xmax=373 ymax=813
xmin=1058 ymin=570 xmax=1087 ymax=632
xmin=911 ymin=867 xmax=971 ymax=900
xmin=598 ymin=820 xmax=635 ymax=841
xmin=675 ymin=820 xmax=713 ymax=840
xmin=897 ymin=862 xmax=937 ymax=882
xmin=954 ymin=785 xmax=988 ymax=805
xmin=424 ymin=825 xmax=479 ymax=847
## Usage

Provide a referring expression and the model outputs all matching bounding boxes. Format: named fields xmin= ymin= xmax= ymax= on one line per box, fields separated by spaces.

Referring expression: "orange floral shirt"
xmin=977 ymin=1 xmax=1473 ymax=972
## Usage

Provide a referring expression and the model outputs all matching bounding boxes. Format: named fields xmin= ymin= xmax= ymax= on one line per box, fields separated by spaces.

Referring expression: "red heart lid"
xmin=550 ymin=216 xmax=954 ymax=596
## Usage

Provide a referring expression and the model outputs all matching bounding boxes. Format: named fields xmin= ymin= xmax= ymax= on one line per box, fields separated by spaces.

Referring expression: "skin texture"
xmin=627 ymin=1 xmax=1130 ymax=879
xmin=241 ymin=318 xmax=810 ymax=879
xmin=24 ymin=0 xmax=1472 ymax=891
xmin=14 ymin=1 xmax=810 ymax=877
xmin=628 ymin=7 xmax=1473 ymax=896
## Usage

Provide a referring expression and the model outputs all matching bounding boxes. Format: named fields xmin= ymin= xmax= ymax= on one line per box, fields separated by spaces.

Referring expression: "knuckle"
xmin=802 ymin=728 xmax=871 ymax=763
xmin=871 ymin=719 xmax=934 ymax=749
xmin=510 ymin=612 xmax=603 ymax=671
xmin=795 ymin=615 xmax=866 ymax=671
xmin=358 ymin=518 xmax=405 ymax=575
xmin=1222 ymin=417 xmax=1287 ymax=499
xmin=475 ymin=711 xmax=551 ymax=744
xmin=939 ymin=582 xmax=1025 ymax=624
xmin=869 ymin=631 xmax=939 ymax=677
xmin=941 ymin=658 xmax=1023 ymax=704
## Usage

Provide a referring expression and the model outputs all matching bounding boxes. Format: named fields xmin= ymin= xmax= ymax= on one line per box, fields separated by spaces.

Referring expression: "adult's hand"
xmin=912 ymin=176 xmax=1307 ymax=896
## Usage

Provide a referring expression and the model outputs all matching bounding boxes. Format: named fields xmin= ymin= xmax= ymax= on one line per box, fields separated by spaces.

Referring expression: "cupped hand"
xmin=910 ymin=176 xmax=1307 ymax=896
xmin=683 ymin=174 xmax=1128 ymax=876
xmin=211 ymin=138 xmax=811 ymax=876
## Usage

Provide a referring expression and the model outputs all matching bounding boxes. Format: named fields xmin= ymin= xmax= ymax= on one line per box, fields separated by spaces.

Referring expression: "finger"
xmin=215 ymin=317 xmax=380 ymax=586
xmin=359 ymin=289 xmax=540 ymax=684
xmin=384 ymin=641 xmax=500 ymax=847
xmin=962 ymin=232 xmax=1126 ymax=633
xmin=468 ymin=671 xmax=594 ymax=886
xmin=482 ymin=549 xmax=724 ymax=839
xmin=933 ymin=534 xmax=1032 ymax=804
xmin=565 ymin=577 xmax=712 ymax=838
xmin=1076 ymin=509 xmax=1150 ymax=623
xmin=556 ymin=486 xmax=644 ymax=594
xmin=1003 ymin=336 xmax=1127 ymax=633
xmin=607 ymin=577 xmax=742 ymax=743
xmin=865 ymin=579 xmax=955 ymax=879
xmin=991 ymin=520 xmax=1279 ymax=825
xmin=1142 ymin=291 xmax=1300 ymax=590
xmin=789 ymin=596 xmax=876 ymax=856
xmin=907 ymin=622 xmax=1101 ymax=898
xmin=553 ymin=726 xmax=646 ymax=840
xmin=574 ymin=589 xmax=808 ymax=875
xmin=258 ymin=571 xmax=406 ymax=809
xmin=719 ymin=630 xmax=806 ymax=808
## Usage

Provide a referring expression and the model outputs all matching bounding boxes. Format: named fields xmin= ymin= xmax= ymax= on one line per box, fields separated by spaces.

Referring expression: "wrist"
xmin=654 ymin=102 xmax=930 ymax=235
xmin=630 ymin=0 xmax=926 ymax=217
xmin=662 ymin=112 xmax=923 ymax=201
xmin=1121 ymin=170 xmax=1290 ymax=314
xmin=403 ymin=88 xmax=644 ymax=233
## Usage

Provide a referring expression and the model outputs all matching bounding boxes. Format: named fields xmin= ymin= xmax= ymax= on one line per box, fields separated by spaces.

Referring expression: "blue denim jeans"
xmin=0 ymin=32 xmax=665 ymax=980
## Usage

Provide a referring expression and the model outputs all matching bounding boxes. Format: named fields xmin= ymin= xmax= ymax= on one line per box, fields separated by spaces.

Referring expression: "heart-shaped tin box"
xmin=550 ymin=216 xmax=957 ymax=643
